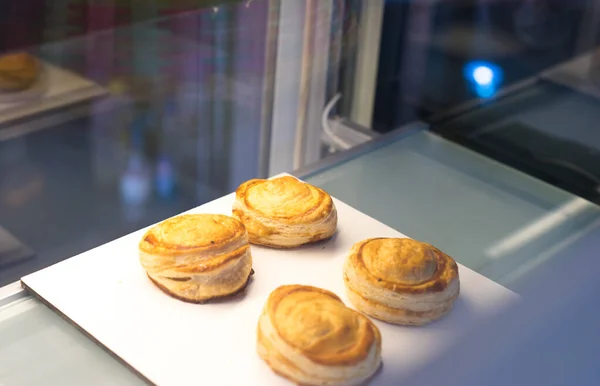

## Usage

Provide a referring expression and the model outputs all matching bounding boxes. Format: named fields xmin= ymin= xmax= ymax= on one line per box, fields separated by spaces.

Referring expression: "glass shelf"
xmin=2 ymin=127 xmax=599 ymax=384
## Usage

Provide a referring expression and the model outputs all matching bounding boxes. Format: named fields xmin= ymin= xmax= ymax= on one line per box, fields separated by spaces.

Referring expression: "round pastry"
xmin=0 ymin=52 xmax=40 ymax=91
xmin=232 ymin=176 xmax=337 ymax=248
xmin=257 ymin=285 xmax=382 ymax=386
xmin=344 ymin=238 xmax=460 ymax=326
xmin=139 ymin=214 xmax=253 ymax=303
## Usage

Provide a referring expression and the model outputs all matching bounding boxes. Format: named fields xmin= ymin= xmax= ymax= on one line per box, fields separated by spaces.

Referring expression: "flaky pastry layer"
xmin=345 ymin=283 xmax=457 ymax=326
xmin=139 ymin=214 xmax=253 ymax=302
xmin=257 ymin=285 xmax=381 ymax=385
xmin=344 ymin=238 xmax=460 ymax=326
xmin=233 ymin=176 xmax=337 ymax=248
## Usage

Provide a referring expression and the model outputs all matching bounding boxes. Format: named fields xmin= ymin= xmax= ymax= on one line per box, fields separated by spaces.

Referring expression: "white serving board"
xmin=22 ymin=190 xmax=518 ymax=386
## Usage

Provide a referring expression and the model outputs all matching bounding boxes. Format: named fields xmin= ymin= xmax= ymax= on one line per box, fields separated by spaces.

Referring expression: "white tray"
xmin=21 ymin=183 xmax=518 ymax=385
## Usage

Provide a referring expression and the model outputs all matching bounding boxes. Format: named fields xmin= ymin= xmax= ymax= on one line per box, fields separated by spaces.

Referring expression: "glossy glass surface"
xmin=305 ymin=131 xmax=600 ymax=290
xmin=0 ymin=296 xmax=145 ymax=385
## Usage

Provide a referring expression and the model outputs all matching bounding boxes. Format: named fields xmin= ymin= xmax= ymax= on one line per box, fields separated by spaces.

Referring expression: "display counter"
xmin=2 ymin=122 xmax=599 ymax=384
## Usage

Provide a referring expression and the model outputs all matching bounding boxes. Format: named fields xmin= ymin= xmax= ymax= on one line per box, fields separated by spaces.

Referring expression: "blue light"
xmin=472 ymin=66 xmax=494 ymax=86
xmin=464 ymin=61 xmax=503 ymax=99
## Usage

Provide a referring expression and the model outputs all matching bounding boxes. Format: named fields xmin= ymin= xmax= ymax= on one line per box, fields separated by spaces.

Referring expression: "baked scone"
xmin=139 ymin=214 xmax=253 ymax=303
xmin=344 ymin=238 xmax=460 ymax=326
xmin=0 ymin=52 xmax=40 ymax=91
xmin=258 ymin=285 xmax=382 ymax=386
xmin=233 ymin=176 xmax=337 ymax=248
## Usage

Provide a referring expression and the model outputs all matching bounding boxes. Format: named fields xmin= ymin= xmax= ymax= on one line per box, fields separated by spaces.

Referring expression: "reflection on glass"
xmin=120 ymin=152 xmax=150 ymax=206
xmin=464 ymin=60 xmax=503 ymax=98
xmin=155 ymin=155 xmax=176 ymax=199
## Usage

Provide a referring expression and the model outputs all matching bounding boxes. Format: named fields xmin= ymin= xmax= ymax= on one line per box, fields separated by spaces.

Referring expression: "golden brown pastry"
xmin=233 ymin=176 xmax=337 ymax=248
xmin=344 ymin=238 xmax=459 ymax=326
xmin=0 ymin=52 xmax=40 ymax=91
xmin=139 ymin=214 xmax=253 ymax=303
xmin=257 ymin=285 xmax=382 ymax=386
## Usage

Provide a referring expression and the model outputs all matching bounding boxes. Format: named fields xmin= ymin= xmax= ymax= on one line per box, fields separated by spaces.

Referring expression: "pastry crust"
xmin=233 ymin=176 xmax=337 ymax=248
xmin=344 ymin=238 xmax=459 ymax=326
xmin=257 ymin=285 xmax=382 ymax=386
xmin=139 ymin=214 xmax=253 ymax=302
xmin=0 ymin=52 xmax=40 ymax=91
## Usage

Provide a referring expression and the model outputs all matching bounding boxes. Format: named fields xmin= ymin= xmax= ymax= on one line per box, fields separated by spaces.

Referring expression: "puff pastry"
xmin=233 ymin=176 xmax=337 ymax=248
xmin=257 ymin=285 xmax=382 ymax=386
xmin=0 ymin=52 xmax=40 ymax=91
xmin=139 ymin=214 xmax=253 ymax=303
xmin=344 ymin=238 xmax=459 ymax=326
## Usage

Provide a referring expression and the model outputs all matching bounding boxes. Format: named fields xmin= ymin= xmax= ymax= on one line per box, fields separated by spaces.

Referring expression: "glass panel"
xmin=0 ymin=0 xmax=368 ymax=285
xmin=0 ymin=297 xmax=143 ymax=384
xmin=305 ymin=131 xmax=600 ymax=290
xmin=371 ymin=0 xmax=594 ymax=131
xmin=365 ymin=1 xmax=600 ymax=205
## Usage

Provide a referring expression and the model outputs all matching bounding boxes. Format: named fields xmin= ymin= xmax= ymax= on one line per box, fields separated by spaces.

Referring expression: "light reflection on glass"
xmin=464 ymin=60 xmax=503 ymax=99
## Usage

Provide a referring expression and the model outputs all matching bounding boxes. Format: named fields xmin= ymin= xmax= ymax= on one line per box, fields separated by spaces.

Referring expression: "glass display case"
xmin=1 ymin=0 xmax=600 ymax=385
